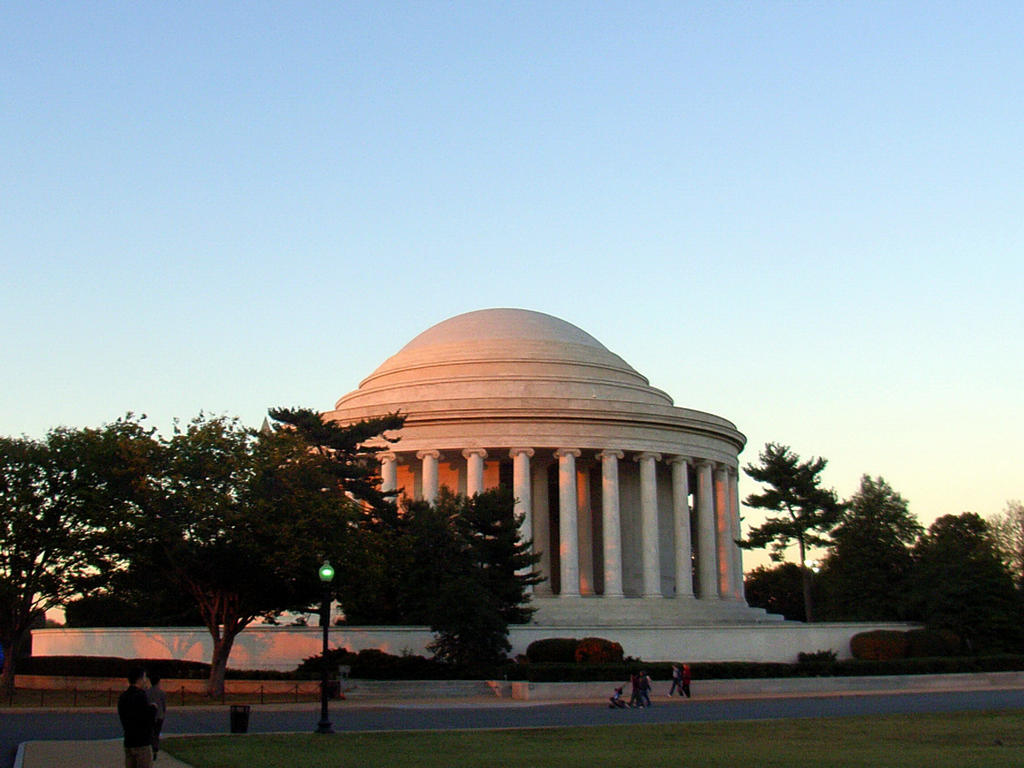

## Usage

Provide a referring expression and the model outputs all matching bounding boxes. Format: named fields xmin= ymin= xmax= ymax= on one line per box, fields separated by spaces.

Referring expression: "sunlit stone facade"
xmin=323 ymin=308 xmax=778 ymax=626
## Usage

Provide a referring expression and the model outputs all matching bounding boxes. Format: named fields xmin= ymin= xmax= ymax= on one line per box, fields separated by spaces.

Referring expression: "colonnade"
xmin=378 ymin=447 xmax=745 ymax=602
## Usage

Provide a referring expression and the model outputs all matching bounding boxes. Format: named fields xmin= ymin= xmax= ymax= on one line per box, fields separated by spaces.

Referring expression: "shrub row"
xmin=19 ymin=655 xmax=319 ymax=681
xmin=293 ymin=648 xmax=480 ymax=680
xmin=18 ymin=656 xmax=211 ymax=679
xmin=19 ymin=651 xmax=1024 ymax=682
xmin=519 ymin=655 xmax=1024 ymax=682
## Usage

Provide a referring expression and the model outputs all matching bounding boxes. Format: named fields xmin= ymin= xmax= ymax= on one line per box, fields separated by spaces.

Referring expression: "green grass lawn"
xmin=163 ymin=710 xmax=1024 ymax=768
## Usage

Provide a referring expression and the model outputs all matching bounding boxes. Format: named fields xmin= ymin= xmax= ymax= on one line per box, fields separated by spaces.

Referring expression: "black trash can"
xmin=229 ymin=704 xmax=250 ymax=733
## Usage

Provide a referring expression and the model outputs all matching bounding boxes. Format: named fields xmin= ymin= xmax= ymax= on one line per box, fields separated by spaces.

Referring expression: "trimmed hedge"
xmin=525 ymin=638 xmax=579 ymax=663
xmin=851 ymin=630 xmax=910 ymax=660
xmin=574 ymin=637 xmax=624 ymax=664
xmin=294 ymin=648 xmax=467 ymax=680
xmin=18 ymin=656 xmax=211 ymax=679
xmin=851 ymin=629 xmax=963 ymax=661
xmin=525 ymin=637 xmax=625 ymax=665
xmin=906 ymin=629 xmax=961 ymax=658
xmin=18 ymin=655 xmax=319 ymax=681
xmin=517 ymin=655 xmax=1024 ymax=682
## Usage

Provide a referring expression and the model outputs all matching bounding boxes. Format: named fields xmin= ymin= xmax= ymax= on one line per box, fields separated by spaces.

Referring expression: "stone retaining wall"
xmin=31 ymin=621 xmax=916 ymax=671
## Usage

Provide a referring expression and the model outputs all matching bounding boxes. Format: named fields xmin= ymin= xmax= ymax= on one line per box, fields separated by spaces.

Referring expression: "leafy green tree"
xmin=907 ymin=513 xmax=1023 ymax=652
xmin=744 ymin=562 xmax=810 ymax=621
xmin=739 ymin=442 xmax=844 ymax=622
xmin=64 ymin=568 xmax=204 ymax=627
xmin=101 ymin=410 xmax=402 ymax=696
xmin=0 ymin=419 xmax=150 ymax=695
xmin=104 ymin=416 xmax=327 ymax=695
xmin=818 ymin=476 xmax=922 ymax=621
xmin=988 ymin=500 xmax=1024 ymax=589
xmin=330 ymin=497 xmax=413 ymax=625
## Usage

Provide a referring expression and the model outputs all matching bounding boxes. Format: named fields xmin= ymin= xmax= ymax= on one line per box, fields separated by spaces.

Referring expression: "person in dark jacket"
xmin=638 ymin=670 xmax=653 ymax=707
xmin=146 ymin=671 xmax=168 ymax=760
xmin=118 ymin=666 xmax=155 ymax=768
xmin=627 ymin=671 xmax=642 ymax=708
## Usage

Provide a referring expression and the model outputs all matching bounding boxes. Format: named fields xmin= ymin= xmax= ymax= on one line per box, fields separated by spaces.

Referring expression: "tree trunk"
xmin=206 ymin=632 xmax=238 ymax=698
xmin=798 ymin=538 xmax=814 ymax=622
xmin=0 ymin=639 xmax=15 ymax=698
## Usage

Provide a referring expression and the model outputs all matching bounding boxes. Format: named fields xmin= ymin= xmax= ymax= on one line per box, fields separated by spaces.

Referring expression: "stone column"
xmin=463 ymin=448 xmax=487 ymax=496
xmin=555 ymin=448 xmax=582 ymax=598
xmin=695 ymin=460 xmax=718 ymax=599
xmin=510 ymin=448 xmax=535 ymax=591
xmin=668 ymin=456 xmax=694 ymax=598
xmin=714 ymin=465 xmax=734 ymax=598
xmin=577 ymin=459 xmax=594 ymax=595
xmin=509 ymin=448 xmax=534 ymax=541
xmin=379 ymin=452 xmax=397 ymax=494
xmin=417 ymin=450 xmax=440 ymax=505
xmin=597 ymin=450 xmax=625 ymax=598
xmin=531 ymin=459 xmax=553 ymax=596
xmin=636 ymin=452 xmax=663 ymax=598
xmin=729 ymin=467 xmax=745 ymax=600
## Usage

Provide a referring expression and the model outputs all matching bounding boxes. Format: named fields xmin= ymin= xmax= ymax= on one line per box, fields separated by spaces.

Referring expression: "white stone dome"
xmin=335 ymin=308 xmax=672 ymax=412
xmin=325 ymin=308 xmax=743 ymax=460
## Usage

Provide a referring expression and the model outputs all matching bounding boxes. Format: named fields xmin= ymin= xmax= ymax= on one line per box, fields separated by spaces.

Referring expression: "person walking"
xmin=146 ymin=671 xmax=168 ymax=760
xmin=680 ymin=663 xmax=692 ymax=698
xmin=668 ymin=664 xmax=683 ymax=696
xmin=118 ymin=666 xmax=155 ymax=768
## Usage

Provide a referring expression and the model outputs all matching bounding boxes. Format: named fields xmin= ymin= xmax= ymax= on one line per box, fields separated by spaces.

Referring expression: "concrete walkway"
xmin=16 ymin=739 xmax=191 ymax=768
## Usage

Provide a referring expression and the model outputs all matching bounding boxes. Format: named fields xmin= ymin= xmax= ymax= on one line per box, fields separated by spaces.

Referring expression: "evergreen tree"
xmin=266 ymin=406 xmax=406 ymax=626
xmin=64 ymin=569 xmax=204 ymax=627
xmin=265 ymin=406 xmax=404 ymax=511
xmin=819 ymin=476 xmax=921 ymax=621
xmin=740 ymin=442 xmax=844 ymax=622
xmin=407 ymin=488 xmax=540 ymax=667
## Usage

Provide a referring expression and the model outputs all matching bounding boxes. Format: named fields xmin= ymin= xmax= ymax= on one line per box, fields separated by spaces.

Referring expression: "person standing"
xmin=118 ymin=666 xmax=155 ymax=768
xmin=146 ymin=671 xmax=168 ymax=760
xmin=638 ymin=670 xmax=652 ymax=707
xmin=627 ymin=671 xmax=642 ymax=708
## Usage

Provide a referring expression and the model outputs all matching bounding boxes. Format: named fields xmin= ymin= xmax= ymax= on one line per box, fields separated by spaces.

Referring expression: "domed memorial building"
xmin=31 ymin=308 xmax=906 ymax=669
xmin=324 ymin=308 xmax=777 ymax=628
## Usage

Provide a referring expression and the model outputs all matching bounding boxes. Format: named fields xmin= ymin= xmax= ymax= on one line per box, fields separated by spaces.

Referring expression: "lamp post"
xmin=315 ymin=559 xmax=335 ymax=734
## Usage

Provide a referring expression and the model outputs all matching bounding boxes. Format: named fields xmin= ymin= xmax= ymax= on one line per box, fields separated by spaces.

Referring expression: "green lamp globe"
xmin=319 ymin=560 xmax=335 ymax=583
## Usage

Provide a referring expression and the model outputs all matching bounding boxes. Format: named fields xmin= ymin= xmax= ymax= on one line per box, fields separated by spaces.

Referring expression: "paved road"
xmin=5 ymin=689 xmax=1024 ymax=768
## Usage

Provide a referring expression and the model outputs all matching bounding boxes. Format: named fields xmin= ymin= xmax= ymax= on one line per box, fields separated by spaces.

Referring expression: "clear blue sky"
xmin=3 ymin=2 xmax=1021 ymax=555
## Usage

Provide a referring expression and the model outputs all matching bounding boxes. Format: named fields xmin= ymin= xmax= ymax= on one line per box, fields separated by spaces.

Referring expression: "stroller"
xmin=608 ymin=685 xmax=627 ymax=708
